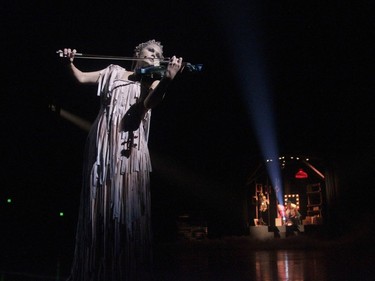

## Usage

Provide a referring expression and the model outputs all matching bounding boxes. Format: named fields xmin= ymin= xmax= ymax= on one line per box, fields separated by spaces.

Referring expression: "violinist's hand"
xmin=57 ymin=48 xmax=77 ymax=64
xmin=165 ymin=56 xmax=183 ymax=80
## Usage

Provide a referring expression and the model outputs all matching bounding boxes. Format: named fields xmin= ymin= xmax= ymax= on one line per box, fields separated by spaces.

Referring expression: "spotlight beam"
xmin=214 ymin=0 xmax=284 ymax=204
xmin=49 ymin=104 xmax=92 ymax=132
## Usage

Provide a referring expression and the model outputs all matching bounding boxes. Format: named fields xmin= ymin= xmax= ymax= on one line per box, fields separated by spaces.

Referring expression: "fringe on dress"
xmin=67 ymin=65 xmax=153 ymax=281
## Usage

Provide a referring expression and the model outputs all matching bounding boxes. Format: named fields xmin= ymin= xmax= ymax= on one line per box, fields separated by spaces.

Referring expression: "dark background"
xmin=1 ymin=0 xmax=374 ymax=277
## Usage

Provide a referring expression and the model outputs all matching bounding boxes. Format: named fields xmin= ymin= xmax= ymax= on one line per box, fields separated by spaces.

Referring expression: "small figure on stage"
xmin=285 ymin=200 xmax=301 ymax=235
xmin=258 ymin=193 xmax=269 ymax=225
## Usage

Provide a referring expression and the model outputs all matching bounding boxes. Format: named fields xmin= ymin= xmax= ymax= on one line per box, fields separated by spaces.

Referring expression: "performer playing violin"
xmin=61 ymin=40 xmax=183 ymax=281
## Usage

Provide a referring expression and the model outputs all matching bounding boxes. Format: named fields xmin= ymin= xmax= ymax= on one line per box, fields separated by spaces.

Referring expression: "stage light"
xmin=284 ymin=194 xmax=300 ymax=209
xmin=295 ymin=168 xmax=308 ymax=179
xmin=7 ymin=198 xmax=12 ymax=203
xmin=59 ymin=212 xmax=64 ymax=217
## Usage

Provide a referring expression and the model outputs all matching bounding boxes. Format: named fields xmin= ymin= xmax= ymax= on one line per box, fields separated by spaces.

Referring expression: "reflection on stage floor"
xmin=1 ymin=235 xmax=374 ymax=281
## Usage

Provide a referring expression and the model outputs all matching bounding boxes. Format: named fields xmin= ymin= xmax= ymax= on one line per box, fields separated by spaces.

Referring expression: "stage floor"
xmin=249 ymin=224 xmax=306 ymax=240
xmin=1 ymin=228 xmax=374 ymax=280
xmin=152 ymin=237 xmax=375 ymax=281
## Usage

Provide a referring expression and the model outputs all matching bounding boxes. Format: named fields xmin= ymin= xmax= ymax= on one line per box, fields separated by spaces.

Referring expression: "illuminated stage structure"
xmin=247 ymin=155 xmax=333 ymax=239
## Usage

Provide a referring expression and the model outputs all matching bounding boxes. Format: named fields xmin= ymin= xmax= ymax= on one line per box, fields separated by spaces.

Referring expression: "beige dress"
xmin=67 ymin=65 xmax=153 ymax=281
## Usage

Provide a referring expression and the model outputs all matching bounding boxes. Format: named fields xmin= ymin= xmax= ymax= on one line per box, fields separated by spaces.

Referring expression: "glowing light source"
xmin=284 ymin=194 xmax=300 ymax=209
xmin=295 ymin=168 xmax=308 ymax=179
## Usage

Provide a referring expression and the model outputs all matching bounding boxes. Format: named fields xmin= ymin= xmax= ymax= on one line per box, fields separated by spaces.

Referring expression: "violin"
xmin=135 ymin=62 xmax=203 ymax=79
xmin=56 ymin=50 xmax=203 ymax=79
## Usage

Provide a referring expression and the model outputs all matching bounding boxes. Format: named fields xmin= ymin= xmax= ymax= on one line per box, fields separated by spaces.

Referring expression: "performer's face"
xmin=136 ymin=43 xmax=163 ymax=68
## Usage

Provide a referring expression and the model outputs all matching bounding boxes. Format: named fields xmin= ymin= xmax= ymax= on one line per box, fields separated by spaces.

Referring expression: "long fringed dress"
xmin=67 ymin=65 xmax=153 ymax=281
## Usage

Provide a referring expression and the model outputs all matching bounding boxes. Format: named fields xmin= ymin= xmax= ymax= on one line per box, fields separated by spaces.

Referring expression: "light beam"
xmin=215 ymin=1 xmax=284 ymax=204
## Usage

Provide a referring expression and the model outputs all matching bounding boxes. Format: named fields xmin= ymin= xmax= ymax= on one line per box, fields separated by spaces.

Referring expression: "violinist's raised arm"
xmin=59 ymin=46 xmax=183 ymax=109
xmin=59 ymin=48 xmax=103 ymax=84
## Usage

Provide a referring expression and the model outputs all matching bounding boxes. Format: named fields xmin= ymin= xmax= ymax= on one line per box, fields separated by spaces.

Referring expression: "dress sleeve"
xmin=97 ymin=64 xmax=125 ymax=97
